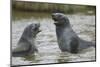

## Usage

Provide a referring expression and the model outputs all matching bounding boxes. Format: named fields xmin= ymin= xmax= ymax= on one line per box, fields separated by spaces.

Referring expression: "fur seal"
xmin=52 ymin=13 xmax=95 ymax=53
xmin=12 ymin=23 xmax=41 ymax=57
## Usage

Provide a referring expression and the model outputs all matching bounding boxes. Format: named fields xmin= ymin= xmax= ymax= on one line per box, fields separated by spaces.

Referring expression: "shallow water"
xmin=12 ymin=12 xmax=95 ymax=66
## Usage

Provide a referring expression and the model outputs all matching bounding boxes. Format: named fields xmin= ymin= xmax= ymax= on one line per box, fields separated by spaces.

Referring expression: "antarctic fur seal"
xmin=52 ymin=13 xmax=95 ymax=53
xmin=12 ymin=23 xmax=41 ymax=57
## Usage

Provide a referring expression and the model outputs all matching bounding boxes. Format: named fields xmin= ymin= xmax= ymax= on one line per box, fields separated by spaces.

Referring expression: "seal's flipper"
xmin=12 ymin=41 xmax=32 ymax=57
xmin=78 ymin=39 xmax=95 ymax=50
xmin=70 ymin=37 xmax=79 ymax=53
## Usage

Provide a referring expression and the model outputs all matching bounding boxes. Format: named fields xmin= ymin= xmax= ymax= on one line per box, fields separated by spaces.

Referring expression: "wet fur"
xmin=52 ymin=13 xmax=95 ymax=53
xmin=12 ymin=23 xmax=40 ymax=57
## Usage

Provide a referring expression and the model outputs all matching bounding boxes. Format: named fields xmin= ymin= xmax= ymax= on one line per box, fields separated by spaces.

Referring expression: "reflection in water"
xmin=12 ymin=11 xmax=95 ymax=66
xmin=23 ymin=54 xmax=36 ymax=62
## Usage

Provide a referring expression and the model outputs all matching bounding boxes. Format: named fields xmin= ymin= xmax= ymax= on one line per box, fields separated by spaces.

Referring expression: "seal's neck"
xmin=22 ymin=29 xmax=36 ymax=39
xmin=55 ymin=21 xmax=70 ymax=28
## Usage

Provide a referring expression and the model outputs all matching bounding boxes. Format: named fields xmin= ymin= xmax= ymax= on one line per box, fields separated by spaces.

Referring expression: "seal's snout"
xmin=34 ymin=23 xmax=41 ymax=33
xmin=52 ymin=13 xmax=58 ymax=21
xmin=52 ymin=14 xmax=55 ymax=19
xmin=52 ymin=14 xmax=55 ymax=17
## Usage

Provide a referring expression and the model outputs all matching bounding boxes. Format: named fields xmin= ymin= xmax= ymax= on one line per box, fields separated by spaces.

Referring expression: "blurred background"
xmin=12 ymin=0 xmax=95 ymax=14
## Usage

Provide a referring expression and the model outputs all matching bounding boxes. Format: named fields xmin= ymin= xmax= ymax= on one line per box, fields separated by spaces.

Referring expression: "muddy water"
xmin=12 ymin=12 xmax=95 ymax=66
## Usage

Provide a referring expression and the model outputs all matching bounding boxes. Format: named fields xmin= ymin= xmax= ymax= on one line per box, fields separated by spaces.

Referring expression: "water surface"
xmin=12 ymin=11 xmax=95 ymax=66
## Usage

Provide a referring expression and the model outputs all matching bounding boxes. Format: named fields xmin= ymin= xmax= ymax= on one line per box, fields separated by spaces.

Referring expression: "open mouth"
xmin=52 ymin=17 xmax=59 ymax=25
xmin=52 ymin=17 xmax=58 ymax=21
xmin=52 ymin=14 xmax=58 ymax=21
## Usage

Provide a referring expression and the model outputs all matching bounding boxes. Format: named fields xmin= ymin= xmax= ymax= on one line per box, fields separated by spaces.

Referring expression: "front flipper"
xmin=12 ymin=41 xmax=32 ymax=57
xmin=70 ymin=37 xmax=79 ymax=53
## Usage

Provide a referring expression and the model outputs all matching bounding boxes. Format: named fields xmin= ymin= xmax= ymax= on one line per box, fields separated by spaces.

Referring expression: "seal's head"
xmin=29 ymin=23 xmax=41 ymax=34
xmin=23 ymin=23 xmax=41 ymax=38
xmin=52 ymin=13 xmax=70 ymax=26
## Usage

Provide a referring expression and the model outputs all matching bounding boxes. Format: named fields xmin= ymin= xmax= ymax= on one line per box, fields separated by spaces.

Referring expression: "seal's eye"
xmin=58 ymin=15 xmax=63 ymax=19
